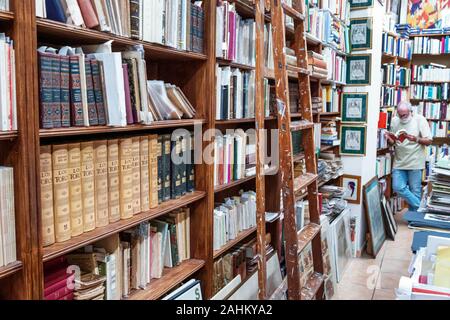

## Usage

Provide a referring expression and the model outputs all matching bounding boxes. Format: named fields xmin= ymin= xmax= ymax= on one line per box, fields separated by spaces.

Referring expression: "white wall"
xmin=342 ymin=2 xmax=384 ymax=256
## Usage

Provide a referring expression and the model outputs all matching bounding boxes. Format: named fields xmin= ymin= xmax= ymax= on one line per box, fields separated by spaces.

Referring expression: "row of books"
xmin=412 ymin=36 xmax=450 ymax=55
xmin=308 ymin=50 xmax=328 ymax=80
xmin=0 ymin=35 xmax=16 ymax=132
xmin=412 ymin=102 xmax=450 ymax=120
xmin=381 ymin=86 xmax=408 ymax=108
xmin=0 ymin=167 xmax=16 ymax=268
xmin=323 ymin=47 xmax=346 ymax=83
xmin=429 ymin=121 xmax=450 ymax=138
xmin=412 ymin=64 xmax=450 ymax=83
xmin=376 ymin=154 xmax=392 ymax=179
xmin=213 ymin=130 xmax=255 ymax=187
xmin=381 ymin=33 xmax=413 ymax=59
xmin=40 ymin=133 xmax=195 ymax=246
xmin=37 ymin=0 xmax=204 ymax=53
xmin=381 ymin=64 xmax=411 ymax=87
xmin=320 ymin=0 xmax=349 ymax=22
xmin=411 ymin=84 xmax=450 ymax=101
xmin=213 ymin=233 xmax=274 ymax=296
xmin=215 ymin=1 xmax=255 ymax=66
xmin=215 ymin=66 xmax=259 ymax=121
xmin=213 ymin=191 xmax=257 ymax=252
xmin=377 ymin=128 xmax=389 ymax=149
xmin=44 ymin=207 xmax=191 ymax=300
xmin=322 ymin=85 xmax=340 ymax=113
xmin=38 ymin=46 xmax=196 ymax=129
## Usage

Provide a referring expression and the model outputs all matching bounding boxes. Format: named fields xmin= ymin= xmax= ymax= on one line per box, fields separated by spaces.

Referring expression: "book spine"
xmin=68 ymin=143 xmax=84 ymax=237
xmin=169 ymin=223 xmax=179 ymax=266
xmin=149 ymin=135 xmax=159 ymax=209
xmin=77 ymin=0 xmax=100 ymax=28
xmin=59 ymin=55 xmax=71 ymax=127
xmin=119 ymin=138 xmax=134 ymax=219
xmin=180 ymin=136 xmax=187 ymax=196
xmin=69 ymin=56 xmax=85 ymax=127
xmin=130 ymin=0 xmax=141 ymax=39
xmin=107 ymin=139 xmax=121 ymax=223
xmin=171 ymin=138 xmax=179 ymax=199
xmin=157 ymin=135 xmax=164 ymax=204
xmin=51 ymin=54 xmax=62 ymax=128
xmin=52 ymin=144 xmax=71 ymax=243
xmin=140 ymin=136 xmax=150 ymax=212
xmin=94 ymin=140 xmax=109 ymax=228
xmin=44 ymin=273 xmax=75 ymax=297
xmin=44 ymin=283 xmax=74 ymax=300
xmin=38 ymin=52 xmax=53 ymax=129
xmin=163 ymin=134 xmax=172 ymax=201
xmin=122 ymin=63 xmax=134 ymax=125
xmin=131 ymin=137 xmax=141 ymax=215
xmin=81 ymin=142 xmax=96 ymax=232
xmin=85 ymin=59 xmax=99 ymax=126
xmin=188 ymin=132 xmax=195 ymax=192
xmin=40 ymin=145 xmax=56 ymax=246
xmin=90 ymin=60 xmax=107 ymax=126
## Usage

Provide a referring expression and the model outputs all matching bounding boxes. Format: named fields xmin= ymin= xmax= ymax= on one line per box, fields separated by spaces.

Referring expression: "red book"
xmin=77 ymin=0 xmax=100 ymax=28
xmin=58 ymin=292 xmax=75 ymax=301
xmin=44 ymin=257 xmax=66 ymax=272
xmin=378 ymin=112 xmax=388 ymax=129
xmin=44 ymin=267 xmax=71 ymax=288
xmin=122 ymin=64 xmax=134 ymax=125
xmin=45 ymin=281 xmax=75 ymax=300
xmin=44 ymin=273 xmax=75 ymax=297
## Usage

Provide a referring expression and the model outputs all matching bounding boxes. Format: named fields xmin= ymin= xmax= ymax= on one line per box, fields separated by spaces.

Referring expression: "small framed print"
xmin=346 ymin=55 xmax=371 ymax=85
xmin=340 ymin=125 xmax=367 ymax=156
xmin=341 ymin=93 xmax=368 ymax=123
xmin=350 ymin=18 xmax=372 ymax=50
xmin=342 ymin=175 xmax=362 ymax=204
xmin=349 ymin=0 xmax=373 ymax=9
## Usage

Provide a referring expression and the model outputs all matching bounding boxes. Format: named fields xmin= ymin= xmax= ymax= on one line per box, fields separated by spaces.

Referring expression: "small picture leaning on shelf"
xmin=340 ymin=125 xmax=367 ymax=156
xmin=341 ymin=93 xmax=368 ymax=123
xmin=350 ymin=18 xmax=372 ymax=51
xmin=346 ymin=54 xmax=371 ymax=85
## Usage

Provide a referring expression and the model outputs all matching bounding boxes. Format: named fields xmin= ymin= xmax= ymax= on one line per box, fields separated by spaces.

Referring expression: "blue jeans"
xmin=392 ymin=169 xmax=423 ymax=211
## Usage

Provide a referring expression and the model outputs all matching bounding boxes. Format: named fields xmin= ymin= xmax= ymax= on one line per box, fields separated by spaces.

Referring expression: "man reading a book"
xmin=385 ymin=101 xmax=433 ymax=211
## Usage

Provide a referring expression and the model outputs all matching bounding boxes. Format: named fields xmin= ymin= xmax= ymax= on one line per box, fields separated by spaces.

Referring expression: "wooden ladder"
xmin=269 ymin=0 xmax=325 ymax=300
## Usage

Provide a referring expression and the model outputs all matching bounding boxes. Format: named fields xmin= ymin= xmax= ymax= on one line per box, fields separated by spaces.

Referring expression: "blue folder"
xmin=404 ymin=211 xmax=450 ymax=230
xmin=411 ymin=231 xmax=450 ymax=253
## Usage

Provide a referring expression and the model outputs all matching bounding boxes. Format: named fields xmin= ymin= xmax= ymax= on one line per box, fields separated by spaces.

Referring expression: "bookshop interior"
xmin=0 ymin=0 xmax=450 ymax=302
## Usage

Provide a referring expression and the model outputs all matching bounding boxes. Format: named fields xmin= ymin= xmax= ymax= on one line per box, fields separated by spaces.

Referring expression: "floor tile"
xmin=372 ymin=289 xmax=397 ymax=300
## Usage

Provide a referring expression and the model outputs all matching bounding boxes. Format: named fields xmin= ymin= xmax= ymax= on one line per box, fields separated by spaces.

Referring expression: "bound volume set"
xmin=36 ymin=0 xmax=204 ymax=53
xmin=40 ymin=132 xmax=195 ymax=247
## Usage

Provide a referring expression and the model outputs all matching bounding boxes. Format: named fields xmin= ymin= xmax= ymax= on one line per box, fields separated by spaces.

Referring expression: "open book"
xmin=386 ymin=129 xmax=409 ymax=143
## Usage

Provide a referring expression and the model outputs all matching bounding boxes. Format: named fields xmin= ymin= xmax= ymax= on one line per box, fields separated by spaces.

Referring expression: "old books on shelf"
xmin=213 ymin=191 xmax=257 ymax=252
xmin=307 ymin=50 xmax=328 ymax=80
xmin=321 ymin=121 xmax=340 ymax=146
xmin=322 ymin=85 xmax=340 ymax=113
xmin=0 ymin=166 xmax=16 ymax=268
xmin=37 ymin=0 xmax=204 ymax=53
xmin=38 ymin=46 xmax=196 ymax=129
xmin=421 ymin=159 xmax=450 ymax=215
xmin=39 ymin=132 xmax=195 ymax=247
xmin=0 ymin=33 xmax=17 ymax=132
xmin=412 ymin=64 xmax=450 ymax=83
xmin=376 ymin=154 xmax=392 ymax=178
xmin=382 ymin=63 xmax=411 ymax=87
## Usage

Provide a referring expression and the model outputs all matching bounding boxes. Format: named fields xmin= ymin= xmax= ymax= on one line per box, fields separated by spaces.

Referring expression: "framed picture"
xmin=329 ymin=209 xmax=352 ymax=282
xmin=346 ymin=55 xmax=371 ymax=85
xmin=340 ymin=125 xmax=367 ymax=156
xmin=341 ymin=93 xmax=368 ymax=123
xmin=350 ymin=18 xmax=372 ymax=50
xmin=381 ymin=195 xmax=398 ymax=239
xmin=349 ymin=0 xmax=373 ymax=9
xmin=342 ymin=175 xmax=362 ymax=204
xmin=363 ymin=177 xmax=387 ymax=258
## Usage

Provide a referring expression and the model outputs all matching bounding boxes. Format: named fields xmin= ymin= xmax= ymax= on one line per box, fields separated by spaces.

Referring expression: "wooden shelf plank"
xmin=297 ymin=224 xmax=321 ymax=254
xmin=127 ymin=259 xmax=205 ymax=300
xmin=0 ymin=261 xmax=23 ymax=280
xmin=42 ymin=191 xmax=206 ymax=262
xmin=213 ymin=227 xmax=257 ymax=259
xmin=427 ymin=118 xmax=450 ymax=121
xmin=214 ymin=176 xmax=255 ymax=193
xmin=291 ymin=121 xmax=314 ymax=131
xmin=36 ymin=18 xmax=207 ymax=61
xmin=293 ymin=152 xmax=305 ymax=162
xmin=0 ymin=11 xmax=14 ymax=22
xmin=0 ymin=131 xmax=18 ymax=141
xmin=282 ymin=3 xmax=305 ymax=21
xmin=40 ymin=119 xmax=206 ymax=138
xmin=216 ymin=58 xmax=255 ymax=71
xmin=294 ymin=173 xmax=318 ymax=193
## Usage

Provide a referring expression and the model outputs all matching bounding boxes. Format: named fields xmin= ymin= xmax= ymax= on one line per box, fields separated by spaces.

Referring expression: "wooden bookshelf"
xmin=213 ymin=227 xmax=257 ymax=259
xmin=216 ymin=58 xmax=255 ymax=71
xmin=0 ymin=131 xmax=18 ymax=141
xmin=0 ymin=10 xmax=14 ymax=21
xmin=127 ymin=259 xmax=205 ymax=300
xmin=0 ymin=261 xmax=23 ymax=281
xmin=42 ymin=191 xmax=206 ymax=262
xmin=214 ymin=176 xmax=256 ymax=193
xmin=39 ymin=120 xmax=207 ymax=138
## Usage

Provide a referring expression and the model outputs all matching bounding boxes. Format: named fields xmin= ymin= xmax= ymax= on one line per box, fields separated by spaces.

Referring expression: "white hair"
xmin=397 ymin=101 xmax=412 ymax=111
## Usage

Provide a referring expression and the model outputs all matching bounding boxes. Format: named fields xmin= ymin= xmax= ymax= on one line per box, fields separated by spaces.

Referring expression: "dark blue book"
xmin=45 ymin=0 xmax=67 ymax=23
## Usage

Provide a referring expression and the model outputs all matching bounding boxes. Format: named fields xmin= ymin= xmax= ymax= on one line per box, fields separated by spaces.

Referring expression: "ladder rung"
xmin=286 ymin=65 xmax=310 ymax=75
xmin=282 ymin=3 xmax=305 ymax=21
xmin=269 ymin=277 xmax=288 ymax=300
xmin=290 ymin=120 xmax=314 ymax=131
xmin=297 ymin=223 xmax=321 ymax=254
xmin=294 ymin=173 xmax=318 ymax=194
xmin=301 ymin=272 xmax=325 ymax=300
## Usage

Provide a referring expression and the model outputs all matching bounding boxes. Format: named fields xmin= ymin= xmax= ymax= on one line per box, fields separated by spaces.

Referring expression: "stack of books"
xmin=307 ymin=50 xmax=328 ymax=79
xmin=0 ymin=166 xmax=16 ymax=268
xmin=43 ymin=258 xmax=74 ymax=300
xmin=426 ymin=145 xmax=449 ymax=179
xmin=395 ymin=24 xmax=412 ymax=37
xmin=312 ymin=97 xmax=323 ymax=114
xmin=421 ymin=160 xmax=450 ymax=214
xmin=40 ymin=133 xmax=195 ymax=247
xmin=72 ymin=273 xmax=107 ymax=300
xmin=213 ymin=191 xmax=257 ymax=251
xmin=321 ymin=122 xmax=340 ymax=146
xmin=37 ymin=0 xmax=204 ymax=53
xmin=0 ymin=33 xmax=17 ymax=132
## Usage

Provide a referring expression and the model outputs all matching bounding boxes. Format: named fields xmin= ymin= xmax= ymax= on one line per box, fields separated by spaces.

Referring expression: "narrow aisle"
xmin=332 ymin=210 xmax=414 ymax=300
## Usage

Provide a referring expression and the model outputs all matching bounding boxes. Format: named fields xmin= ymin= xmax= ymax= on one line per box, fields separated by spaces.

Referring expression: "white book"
xmin=63 ymin=0 xmax=85 ymax=27
xmin=0 ymin=40 xmax=7 ymax=130
xmin=92 ymin=0 xmax=111 ymax=32
xmin=0 ymin=169 xmax=5 ymax=267
xmin=164 ymin=229 xmax=173 ymax=268
xmin=10 ymin=44 xmax=17 ymax=131
xmin=35 ymin=0 xmax=46 ymax=18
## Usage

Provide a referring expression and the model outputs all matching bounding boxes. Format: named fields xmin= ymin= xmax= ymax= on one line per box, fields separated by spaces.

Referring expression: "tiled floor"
xmin=332 ymin=210 xmax=414 ymax=300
